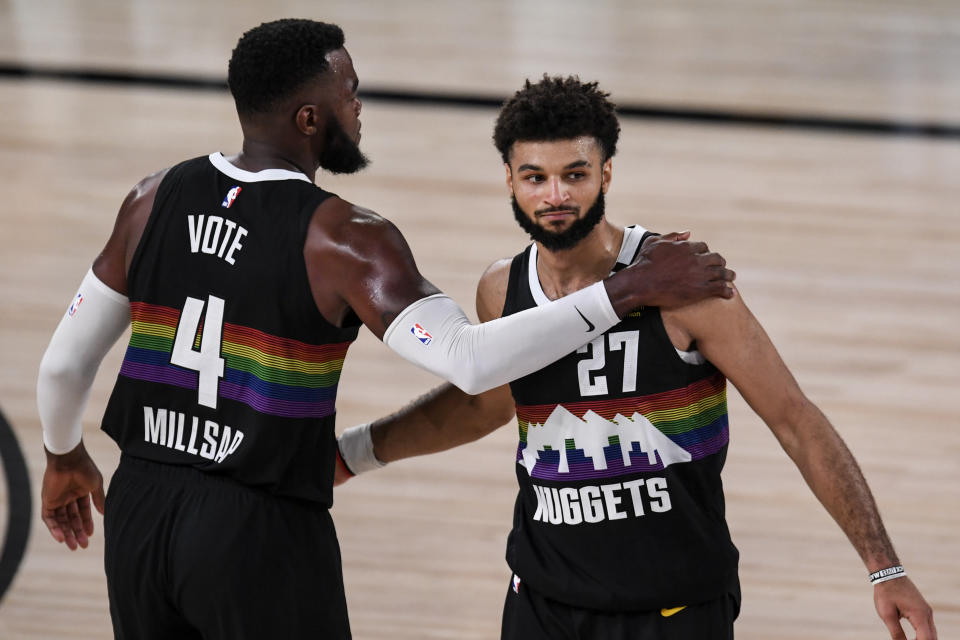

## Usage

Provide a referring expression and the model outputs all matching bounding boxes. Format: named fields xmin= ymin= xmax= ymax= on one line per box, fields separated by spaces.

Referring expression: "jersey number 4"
xmin=170 ymin=295 xmax=226 ymax=409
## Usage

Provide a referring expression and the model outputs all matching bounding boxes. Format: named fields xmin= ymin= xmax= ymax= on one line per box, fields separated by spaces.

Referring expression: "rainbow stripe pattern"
xmin=516 ymin=372 xmax=728 ymax=480
xmin=119 ymin=301 xmax=351 ymax=419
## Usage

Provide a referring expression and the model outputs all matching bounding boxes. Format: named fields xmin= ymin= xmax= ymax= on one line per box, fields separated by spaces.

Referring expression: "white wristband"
xmin=869 ymin=565 xmax=906 ymax=585
xmin=338 ymin=423 xmax=385 ymax=475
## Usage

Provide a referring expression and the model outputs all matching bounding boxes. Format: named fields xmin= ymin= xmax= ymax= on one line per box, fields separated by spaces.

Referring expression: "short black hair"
xmin=228 ymin=19 xmax=345 ymax=115
xmin=493 ymin=75 xmax=620 ymax=163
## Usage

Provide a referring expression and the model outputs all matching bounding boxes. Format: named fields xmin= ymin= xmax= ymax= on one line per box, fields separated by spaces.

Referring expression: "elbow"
xmin=486 ymin=400 xmax=516 ymax=427
xmin=38 ymin=351 xmax=87 ymax=391
xmin=768 ymin=396 xmax=822 ymax=460
xmin=451 ymin=375 xmax=488 ymax=396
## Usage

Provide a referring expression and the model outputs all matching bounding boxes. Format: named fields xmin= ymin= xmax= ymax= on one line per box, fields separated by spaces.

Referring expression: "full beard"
xmin=318 ymin=114 xmax=370 ymax=175
xmin=512 ymin=190 xmax=606 ymax=252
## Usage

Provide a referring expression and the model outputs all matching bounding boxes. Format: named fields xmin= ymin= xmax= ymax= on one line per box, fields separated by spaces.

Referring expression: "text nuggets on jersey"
xmin=530 ymin=477 xmax=672 ymax=526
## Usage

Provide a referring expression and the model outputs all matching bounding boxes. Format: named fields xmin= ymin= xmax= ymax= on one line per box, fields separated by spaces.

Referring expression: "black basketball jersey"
xmin=101 ymin=153 xmax=360 ymax=505
xmin=502 ymin=225 xmax=739 ymax=611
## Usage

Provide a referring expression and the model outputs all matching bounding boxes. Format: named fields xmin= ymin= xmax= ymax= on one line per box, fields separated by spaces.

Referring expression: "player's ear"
xmin=601 ymin=158 xmax=612 ymax=194
xmin=296 ymin=104 xmax=322 ymax=136
xmin=504 ymin=163 xmax=514 ymax=195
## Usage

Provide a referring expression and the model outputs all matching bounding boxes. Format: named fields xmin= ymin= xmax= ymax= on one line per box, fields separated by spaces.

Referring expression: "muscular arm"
xmin=664 ymin=294 xmax=935 ymax=639
xmin=38 ymin=170 xmax=165 ymax=550
xmin=349 ymin=260 xmax=517 ymax=468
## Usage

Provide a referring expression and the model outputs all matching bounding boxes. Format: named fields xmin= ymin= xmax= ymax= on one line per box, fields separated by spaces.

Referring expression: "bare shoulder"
xmin=307 ymin=196 xmax=404 ymax=254
xmin=119 ymin=168 xmax=169 ymax=224
xmin=302 ymin=196 xmax=438 ymax=333
xmin=662 ymin=287 xmax=751 ymax=340
xmin=476 ymin=257 xmax=513 ymax=322
xmin=93 ymin=168 xmax=171 ymax=293
xmin=662 ymin=286 xmax=776 ymax=374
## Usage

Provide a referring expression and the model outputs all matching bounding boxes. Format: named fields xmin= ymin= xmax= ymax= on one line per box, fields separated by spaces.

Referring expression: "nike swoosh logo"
xmin=574 ymin=306 xmax=595 ymax=332
xmin=660 ymin=606 xmax=687 ymax=617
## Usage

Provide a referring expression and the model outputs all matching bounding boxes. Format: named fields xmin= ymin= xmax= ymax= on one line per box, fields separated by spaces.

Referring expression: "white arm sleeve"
xmin=383 ymin=281 xmax=619 ymax=395
xmin=37 ymin=269 xmax=130 ymax=454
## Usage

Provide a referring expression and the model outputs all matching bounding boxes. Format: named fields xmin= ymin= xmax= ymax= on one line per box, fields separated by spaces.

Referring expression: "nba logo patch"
xmin=68 ymin=292 xmax=83 ymax=317
xmin=411 ymin=323 xmax=432 ymax=345
xmin=221 ymin=185 xmax=242 ymax=208
xmin=512 ymin=574 xmax=521 ymax=594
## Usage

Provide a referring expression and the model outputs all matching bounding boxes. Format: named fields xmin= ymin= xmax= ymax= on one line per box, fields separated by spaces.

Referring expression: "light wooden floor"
xmin=1 ymin=2 xmax=958 ymax=639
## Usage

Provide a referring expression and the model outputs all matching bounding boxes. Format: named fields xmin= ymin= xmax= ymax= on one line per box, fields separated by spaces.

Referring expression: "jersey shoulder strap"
xmin=611 ymin=224 xmax=656 ymax=273
xmin=502 ymin=244 xmax=535 ymax=317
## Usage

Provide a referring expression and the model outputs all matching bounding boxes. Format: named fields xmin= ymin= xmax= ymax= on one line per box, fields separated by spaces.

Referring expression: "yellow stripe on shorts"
xmin=660 ymin=605 xmax=687 ymax=617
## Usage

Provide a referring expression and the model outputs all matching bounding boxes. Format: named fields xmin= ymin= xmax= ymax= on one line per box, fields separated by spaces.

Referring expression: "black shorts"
xmin=104 ymin=455 xmax=350 ymax=640
xmin=501 ymin=573 xmax=739 ymax=640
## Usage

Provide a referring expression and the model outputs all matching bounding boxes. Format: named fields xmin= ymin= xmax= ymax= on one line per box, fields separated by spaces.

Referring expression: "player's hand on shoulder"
xmin=632 ymin=230 xmax=735 ymax=308
xmin=874 ymin=577 xmax=937 ymax=640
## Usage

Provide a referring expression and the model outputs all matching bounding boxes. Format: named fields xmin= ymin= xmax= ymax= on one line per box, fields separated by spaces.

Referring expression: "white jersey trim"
xmin=208 ymin=152 xmax=313 ymax=184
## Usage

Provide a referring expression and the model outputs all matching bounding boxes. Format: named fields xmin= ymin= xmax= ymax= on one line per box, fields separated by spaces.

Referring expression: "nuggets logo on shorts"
xmin=68 ymin=293 xmax=84 ymax=317
xmin=411 ymin=323 xmax=432 ymax=345
xmin=221 ymin=185 xmax=242 ymax=208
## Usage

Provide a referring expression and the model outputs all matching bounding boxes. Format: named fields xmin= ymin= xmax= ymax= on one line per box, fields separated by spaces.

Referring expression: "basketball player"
xmin=336 ymin=76 xmax=937 ymax=639
xmin=35 ymin=21 xmax=735 ymax=640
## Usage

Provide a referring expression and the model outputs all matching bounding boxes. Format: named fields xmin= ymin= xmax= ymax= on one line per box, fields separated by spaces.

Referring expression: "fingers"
xmin=659 ymin=230 xmax=690 ymax=242
xmin=77 ymin=494 xmax=95 ymax=537
xmin=50 ymin=504 xmax=79 ymax=550
xmin=66 ymin=500 xmax=90 ymax=549
xmin=42 ymin=497 xmax=97 ymax=550
xmin=905 ymin=602 xmax=938 ymax=640
xmin=707 ymin=280 xmax=736 ymax=299
xmin=881 ymin=615 xmax=908 ymax=640
xmin=715 ymin=267 xmax=736 ymax=283
xmin=93 ymin=481 xmax=106 ymax=515
xmin=876 ymin=596 xmax=907 ymax=639
xmin=702 ymin=267 xmax=737 ymax=299
xmin=700 ymin=252 xmax=727 ymax=268
xmin=41 ymin=510 xmax=66 ymax=544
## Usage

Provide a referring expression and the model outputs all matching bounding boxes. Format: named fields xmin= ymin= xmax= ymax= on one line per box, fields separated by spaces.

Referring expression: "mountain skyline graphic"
xmin=520 ymin=405 xmax=692 ymax=479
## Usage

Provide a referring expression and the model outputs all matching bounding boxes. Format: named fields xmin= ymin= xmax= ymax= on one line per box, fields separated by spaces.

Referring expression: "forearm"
xmin=38 ymin=269 xmax=129 ymax=453
xmin=371 ymin=384 xmax=514 ymax=463
xmin=338 ymin=383 xmax=514 ymax=475
xmin=780 ymin=402 xmax=898 ymax=571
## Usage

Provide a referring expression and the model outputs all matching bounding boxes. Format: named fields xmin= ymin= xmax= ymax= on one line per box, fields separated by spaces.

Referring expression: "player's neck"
xmin=230 ymin=138 xmax=316 ymax=181
xmin=535 ymin=220 xmax=623 ymax=300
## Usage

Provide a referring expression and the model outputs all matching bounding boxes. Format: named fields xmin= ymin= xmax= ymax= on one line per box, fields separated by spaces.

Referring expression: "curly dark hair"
xmin=493 ymin=75 xmax=620 ymax=164
xmin=228 ymin=19 xmax=345 ymax=115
